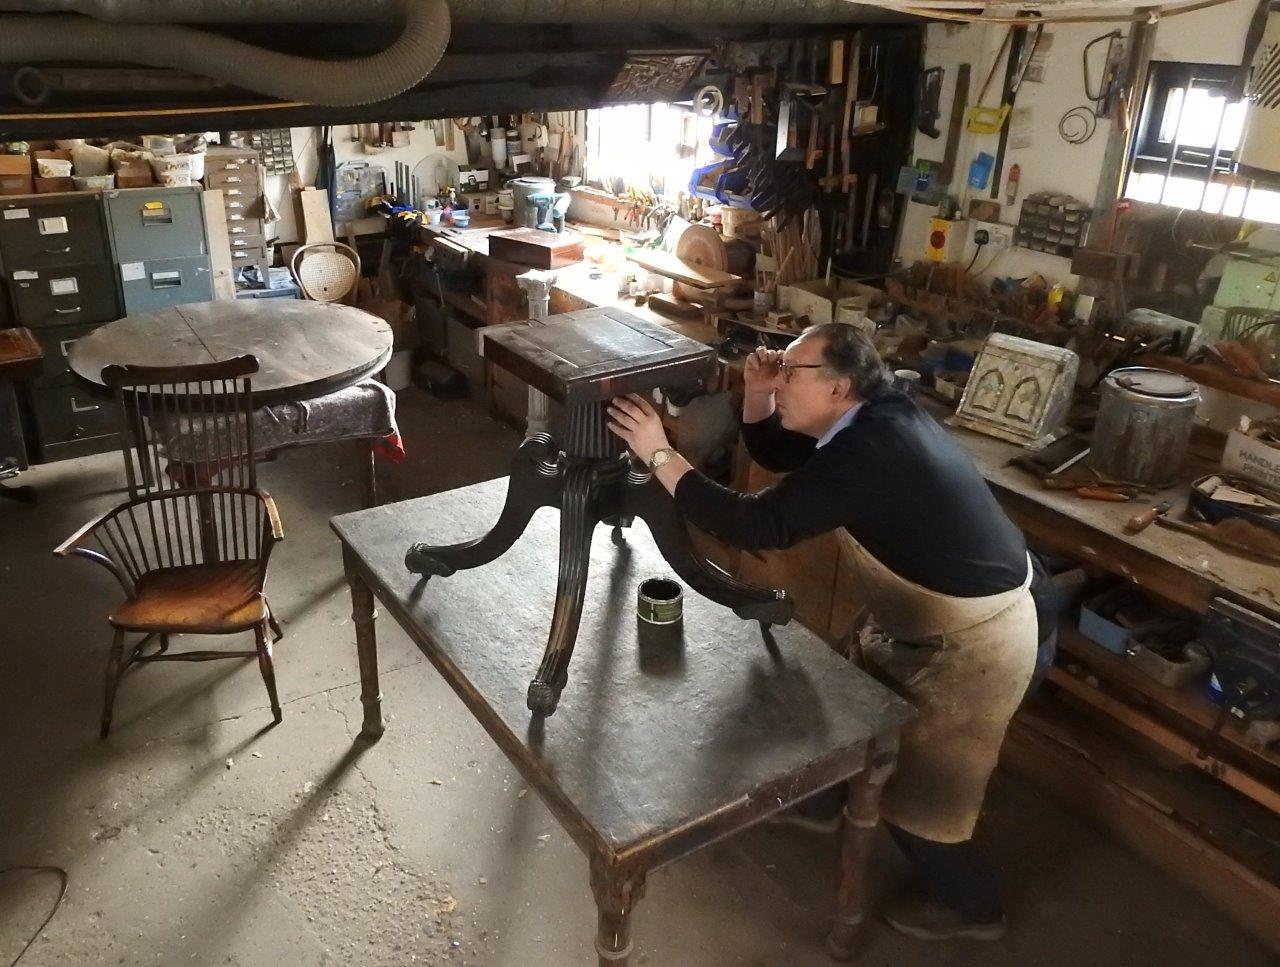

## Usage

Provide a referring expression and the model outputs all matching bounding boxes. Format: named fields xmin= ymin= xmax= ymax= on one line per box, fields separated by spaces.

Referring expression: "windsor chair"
xmin=55 ymin=356 xmax=285 ymax=737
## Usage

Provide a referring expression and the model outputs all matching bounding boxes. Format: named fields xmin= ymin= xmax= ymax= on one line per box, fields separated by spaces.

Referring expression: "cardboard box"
xmin=111 ymin=156 xmax=154 ymax=187
xmin=359 ymin=296 xmax=419 ymax=350
xmin=31 ymin=149 xmax=73 ymax=192
xmin=778 ymin=277 xmax=883 ymax=327
xmin=0 ymin=154 xmax=32 ymax=195
xmin=1223 ymin=427 xmax=1280 ymax=491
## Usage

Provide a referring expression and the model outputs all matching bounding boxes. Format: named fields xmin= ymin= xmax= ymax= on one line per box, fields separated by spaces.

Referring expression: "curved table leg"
xmin=527 ymin=462 xmax=599 ymax=716
xmin=406 ymin=435 xmax=562 ymax=578
xmin=623 ymin=473 xmax=794 ymax=626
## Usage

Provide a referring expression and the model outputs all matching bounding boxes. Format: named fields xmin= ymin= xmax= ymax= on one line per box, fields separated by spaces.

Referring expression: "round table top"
xmin=69 ymin=299 xmax=394 ymax=406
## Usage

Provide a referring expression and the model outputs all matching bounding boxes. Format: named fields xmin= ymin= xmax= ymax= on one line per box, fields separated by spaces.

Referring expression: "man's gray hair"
xmin=805 ymin=322 xmax=893 ymax=399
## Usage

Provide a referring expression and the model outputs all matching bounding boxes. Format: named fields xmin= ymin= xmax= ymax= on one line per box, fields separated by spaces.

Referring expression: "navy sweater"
xmin=673 ymin=391 xmax=1030 ymax=598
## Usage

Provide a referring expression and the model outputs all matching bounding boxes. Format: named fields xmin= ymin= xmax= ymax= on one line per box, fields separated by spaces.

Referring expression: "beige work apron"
xmin=839 ymin=531 xmax=1037 ymax=844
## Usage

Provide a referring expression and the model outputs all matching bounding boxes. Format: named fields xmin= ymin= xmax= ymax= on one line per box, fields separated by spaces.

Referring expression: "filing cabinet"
xmin=204 ymin=146 xmax=270 ymax=284
xmin=103 ymin=186 xmax=213 ymax=316
xmin=0 ymin=191 xmax=123 ymax=461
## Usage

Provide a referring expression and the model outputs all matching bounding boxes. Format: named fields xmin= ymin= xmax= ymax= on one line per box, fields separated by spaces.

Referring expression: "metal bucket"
xmin=1088 ymin=367 xmax=1200 ymax=486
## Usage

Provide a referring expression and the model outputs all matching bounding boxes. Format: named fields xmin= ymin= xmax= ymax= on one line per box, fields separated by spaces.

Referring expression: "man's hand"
xmin=744 ymin=347 xmax=783 ymax=397
xmin=607 ymin=393 xmax=671 ymax=465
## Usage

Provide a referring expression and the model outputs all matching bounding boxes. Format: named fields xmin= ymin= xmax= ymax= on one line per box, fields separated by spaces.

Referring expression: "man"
xmin=607 ymin=322 xmax=1048 ymax=942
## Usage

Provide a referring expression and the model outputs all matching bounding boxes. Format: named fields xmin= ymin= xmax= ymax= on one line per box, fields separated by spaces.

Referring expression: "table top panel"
xmin=483 ymin=306 xmax=716 ymax=404
xmin=68 ymin=299 xmax=393 ymax=406
xmin=332 ymin=479 xmax=911 ymax=862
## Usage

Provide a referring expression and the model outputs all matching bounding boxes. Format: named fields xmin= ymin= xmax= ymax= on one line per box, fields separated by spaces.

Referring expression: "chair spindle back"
xmin=102 ymin=355 xmax=260 ymax=498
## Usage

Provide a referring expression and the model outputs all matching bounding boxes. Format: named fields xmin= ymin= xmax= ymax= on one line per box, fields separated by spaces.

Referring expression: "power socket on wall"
xmin=971 ymin=220 xmax=1013 ymax=250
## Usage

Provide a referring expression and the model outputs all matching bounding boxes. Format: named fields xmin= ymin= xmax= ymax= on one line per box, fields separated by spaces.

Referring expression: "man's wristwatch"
xmin=649 ymin=447 xmax=677 ymax=469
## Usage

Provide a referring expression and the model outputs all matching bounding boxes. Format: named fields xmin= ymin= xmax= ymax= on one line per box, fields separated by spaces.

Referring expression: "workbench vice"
xmin=404 ymin=306 xmax=794 ymax=716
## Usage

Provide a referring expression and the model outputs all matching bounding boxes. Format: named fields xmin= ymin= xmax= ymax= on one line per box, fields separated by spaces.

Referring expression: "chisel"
xmin=1124 ymin=500 xmax=1172 ymax=534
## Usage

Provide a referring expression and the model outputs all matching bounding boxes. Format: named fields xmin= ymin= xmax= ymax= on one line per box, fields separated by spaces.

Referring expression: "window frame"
xmin=1125 ymin=60 xmax=1280 ymax=221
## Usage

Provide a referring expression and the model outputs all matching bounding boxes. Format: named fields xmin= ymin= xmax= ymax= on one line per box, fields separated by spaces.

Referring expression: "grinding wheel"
xmin=673 ymin=223 xmax=729 ymax=303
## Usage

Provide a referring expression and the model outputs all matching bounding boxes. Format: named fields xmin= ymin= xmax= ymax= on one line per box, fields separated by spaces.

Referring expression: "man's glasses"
xmin=777 ymin=362 xmax=825 ymax=383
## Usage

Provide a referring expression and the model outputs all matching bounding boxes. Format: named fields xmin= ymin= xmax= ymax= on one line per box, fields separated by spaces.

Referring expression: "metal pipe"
xmin=0 ymin=0 xmax=894 ymax=22
xmin=0 ymin=0 xmax=405 ymax=21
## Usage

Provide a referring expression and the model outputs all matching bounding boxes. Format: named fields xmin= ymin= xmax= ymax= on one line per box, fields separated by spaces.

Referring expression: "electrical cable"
xmin=972 ymin=247 xmax=1005 ymax=278
xmin=966 ymin=240 xmax=987 ymax=273
xmin=1059 ymin=105 xmax=1099 ymax=144
xmin=2 ymin=866 xmax=69 ymax=967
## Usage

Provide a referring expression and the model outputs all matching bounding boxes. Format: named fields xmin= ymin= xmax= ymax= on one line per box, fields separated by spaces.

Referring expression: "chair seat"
xmin=110 ymin=562 xmax=267 ymax=633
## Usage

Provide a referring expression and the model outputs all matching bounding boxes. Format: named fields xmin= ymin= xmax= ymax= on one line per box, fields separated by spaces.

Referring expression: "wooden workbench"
xmin=925 ymin=401 xmax=1279 ymax=623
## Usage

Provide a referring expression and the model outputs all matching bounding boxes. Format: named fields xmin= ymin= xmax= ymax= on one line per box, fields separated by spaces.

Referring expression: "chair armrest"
xmin=53 ymin=503 xmax=136 ymax=596
xmin=256 ymin=489 xmax=284 ymax=541
xmin=53 ymin=503 xmax=121 ymax=558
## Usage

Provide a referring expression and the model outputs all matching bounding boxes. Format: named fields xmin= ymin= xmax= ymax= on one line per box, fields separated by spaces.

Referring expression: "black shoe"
xmin=882 ymin=892 xmax=1007 ymax=941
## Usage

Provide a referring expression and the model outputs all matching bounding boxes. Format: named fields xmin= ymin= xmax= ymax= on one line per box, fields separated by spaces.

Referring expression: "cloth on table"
xmin=152 ymin=378 xmax=403 ymax=486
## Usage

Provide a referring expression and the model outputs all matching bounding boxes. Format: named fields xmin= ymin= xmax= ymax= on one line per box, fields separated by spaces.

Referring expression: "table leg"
xmin=405 ymin=435 xmax=560 ymax=578
xmin=362 ymin=439 xmax=379 ymax=508
xmin=826 ymin=739 xmax=898 ymax=961
xmin=527 ymin=461 xmax=597 ymax=716
xmin=590 ymin=857 xmax=646 ymax=967
xmin=344 ymin=548 xmax=384 ymax=741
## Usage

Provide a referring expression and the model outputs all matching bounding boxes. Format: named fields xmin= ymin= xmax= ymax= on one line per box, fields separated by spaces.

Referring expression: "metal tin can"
xmin=1089 ymin=367 xmax=1200 ymax=486
xmin=637 ymin=577 xmax=683 ymax=625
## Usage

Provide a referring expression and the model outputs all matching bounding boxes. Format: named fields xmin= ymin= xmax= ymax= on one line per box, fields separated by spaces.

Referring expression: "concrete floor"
xmin=0 ymin=388 xmax=1272 ymax=966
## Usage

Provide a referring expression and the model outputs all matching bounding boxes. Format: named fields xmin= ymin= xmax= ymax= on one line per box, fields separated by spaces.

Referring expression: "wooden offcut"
xmin=626 ymin=248 xmax=742 ymax=290
xmin=486 ymin=228 xmax=585 ymax=269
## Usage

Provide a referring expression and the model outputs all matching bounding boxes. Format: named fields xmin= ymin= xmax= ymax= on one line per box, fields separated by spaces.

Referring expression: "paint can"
xmin=1089 ymin=367 xmax=1200 ymax=486
xmin=637 ymin=577 xmax=683 ymax=625
xmin=893 ymin=369 xmax=921 ymax=396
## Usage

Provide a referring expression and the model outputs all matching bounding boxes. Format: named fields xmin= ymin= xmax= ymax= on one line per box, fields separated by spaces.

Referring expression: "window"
xmin=585 ymin=102 xmax=715 ymax=199
xmin=1125 ymin=61 xmax=1280 ymax=223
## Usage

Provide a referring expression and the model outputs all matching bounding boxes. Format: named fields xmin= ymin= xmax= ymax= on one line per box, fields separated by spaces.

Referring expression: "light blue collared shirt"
xmin=815 ymin=402 xmax=862 ymax=449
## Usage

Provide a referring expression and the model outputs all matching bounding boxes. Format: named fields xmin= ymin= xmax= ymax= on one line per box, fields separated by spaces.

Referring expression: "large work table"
xmin=332 ymin=479 xmax=912 ymax=966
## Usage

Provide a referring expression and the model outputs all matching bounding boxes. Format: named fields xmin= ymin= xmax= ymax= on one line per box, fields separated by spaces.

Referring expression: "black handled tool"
xmin=917 ymin=66 xmax=944 ymax=138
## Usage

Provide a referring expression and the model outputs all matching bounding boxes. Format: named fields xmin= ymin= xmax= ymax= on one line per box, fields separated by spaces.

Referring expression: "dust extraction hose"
xmin=0 ymin=0 xmax=451 ymax=106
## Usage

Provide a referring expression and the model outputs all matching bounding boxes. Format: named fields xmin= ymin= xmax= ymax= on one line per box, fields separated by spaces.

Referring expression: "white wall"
xmin=896 ymin=1 xmax=1258 ymax=286
xmin=265 ymin=124 xmax=470 ymax=245
xmin=1153 ymin=0 xmax=1257 ymax=65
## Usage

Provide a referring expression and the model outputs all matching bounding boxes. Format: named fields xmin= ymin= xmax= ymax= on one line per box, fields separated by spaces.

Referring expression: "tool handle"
xmin=1042 ymin=476 xmax=1083 ymax=490
xmin=1076 ymin=485 xmax=1130 ymax=502
xmin=1125 ymin=506 xmax=1162 ymax=533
